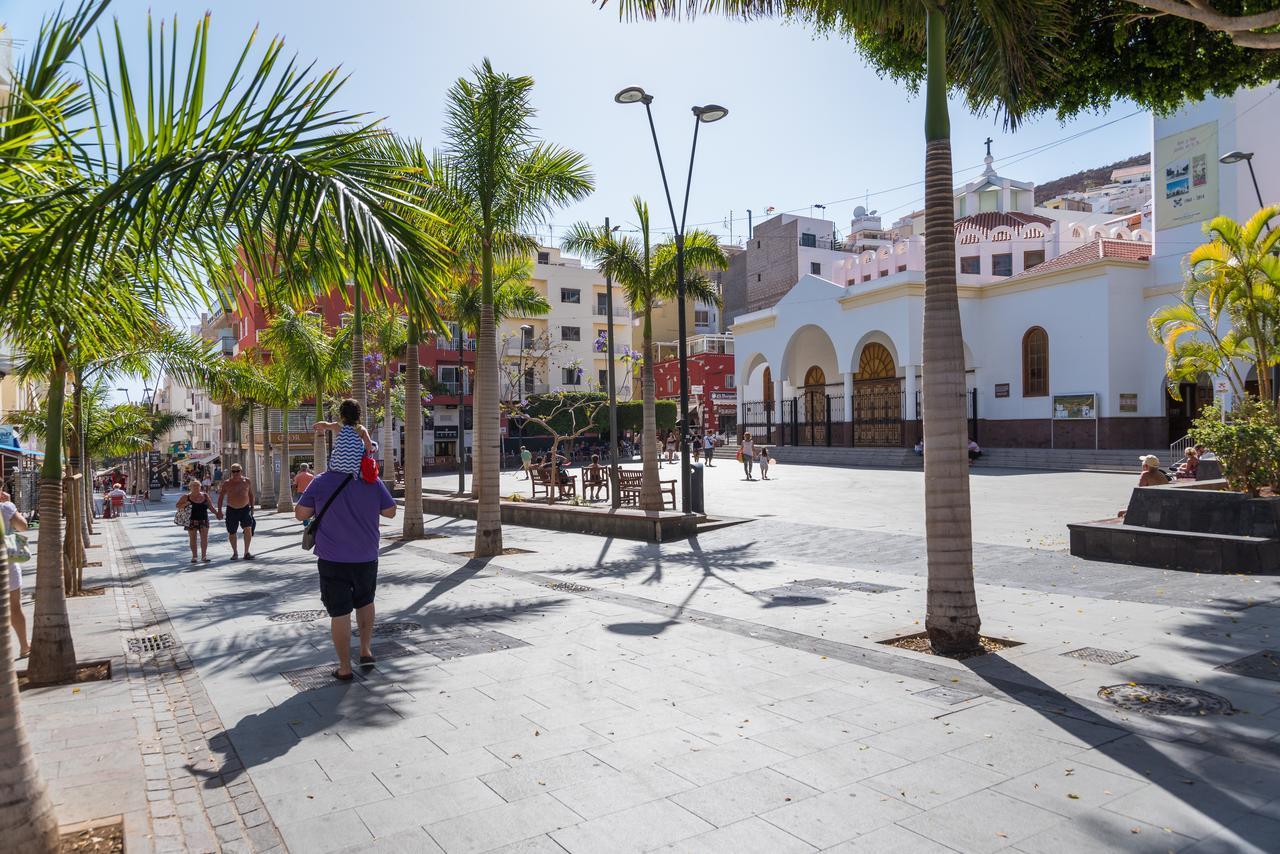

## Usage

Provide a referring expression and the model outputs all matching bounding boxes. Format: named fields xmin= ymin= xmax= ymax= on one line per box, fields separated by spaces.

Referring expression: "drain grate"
xmin=1098 ymin=683 xmax=1235 ymax=716
xmin=371 ymin=621 xmax=425 ymax=637
xmin=280 ymin=664 xmax=365 ymax=692
xmin=546 ymin=581 xmax=593 ymax=593
xmin=1061 ymin=647 xmax=1137 ymax=666
xmin=267 ymin=610 xmax=328 ymax=624
xmin=207 ymin=591 xmax=269 ymax=605
xmin=364 ymin=639 xmax=424 ymax=661
xmin=913 ymin=685 xmax=980 ymax=705
xmin=416 ymin=629 xmax=529 ymax=660
xmin=125 ymin=633 xmax=178 ymax=655
xmin=1214 ymin=650 xmax=1280 ymax=683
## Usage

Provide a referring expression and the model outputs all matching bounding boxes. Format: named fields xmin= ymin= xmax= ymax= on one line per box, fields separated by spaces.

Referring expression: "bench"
xmin=582 ymin=468 xmax=609 ymax=502
xmin=618 ymin=470 xmax=676 ymax=510
xmin=531 ymin=467 xmax=576 ymax=502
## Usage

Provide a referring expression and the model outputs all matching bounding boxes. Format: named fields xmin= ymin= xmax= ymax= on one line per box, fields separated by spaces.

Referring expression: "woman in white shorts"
xmin=2 ymin=491 xmax=31 ymax=658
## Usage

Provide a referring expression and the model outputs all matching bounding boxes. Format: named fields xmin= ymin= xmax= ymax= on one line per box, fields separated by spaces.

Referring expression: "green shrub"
xmin=1189 ymin=398 xmax=1280 ymax=496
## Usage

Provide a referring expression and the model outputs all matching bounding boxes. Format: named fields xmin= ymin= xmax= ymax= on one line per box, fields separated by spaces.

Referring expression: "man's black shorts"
xmin=317 ymin=558 xmax=378 ymax=618
xmin=224 ymin=505 xmax=256 ymax=533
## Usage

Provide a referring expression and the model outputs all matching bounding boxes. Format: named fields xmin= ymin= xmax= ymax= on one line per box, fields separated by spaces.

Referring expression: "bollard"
xmin=691 ymin=462 xmax=705 ymax=515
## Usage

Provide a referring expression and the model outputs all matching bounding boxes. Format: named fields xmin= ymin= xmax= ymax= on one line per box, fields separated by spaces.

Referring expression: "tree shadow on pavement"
xmin=962 ymin=653 xmax=1279 ymax=851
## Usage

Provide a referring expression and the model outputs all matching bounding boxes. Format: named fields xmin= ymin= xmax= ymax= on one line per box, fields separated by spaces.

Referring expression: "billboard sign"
xmin=1155 ymin=121 xmax=1218 ymax=230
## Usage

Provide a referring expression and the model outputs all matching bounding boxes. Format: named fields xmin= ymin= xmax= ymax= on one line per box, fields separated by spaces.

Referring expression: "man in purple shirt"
xmin=295 ymin=470 xmax=397 ymax=681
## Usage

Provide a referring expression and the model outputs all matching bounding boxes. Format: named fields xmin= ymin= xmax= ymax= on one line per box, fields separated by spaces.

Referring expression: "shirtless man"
xmin=217 ymin=463 xmax=257 ymax=560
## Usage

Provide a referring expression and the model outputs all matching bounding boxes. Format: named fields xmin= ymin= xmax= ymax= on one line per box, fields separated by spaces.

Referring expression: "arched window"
xmin=1022 ymin=327 xmax=1048 ymax=397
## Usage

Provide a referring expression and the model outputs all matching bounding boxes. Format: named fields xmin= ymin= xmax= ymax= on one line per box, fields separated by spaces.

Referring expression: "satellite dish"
xmin=853 ymin=205 xmax=866 ymax=218
xmin=870 ymin=210 xmax=878 ymax=216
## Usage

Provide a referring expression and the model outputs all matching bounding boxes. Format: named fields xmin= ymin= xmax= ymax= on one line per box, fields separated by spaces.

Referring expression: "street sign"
xmin=691 ymin=385 xmax=704 ymax=395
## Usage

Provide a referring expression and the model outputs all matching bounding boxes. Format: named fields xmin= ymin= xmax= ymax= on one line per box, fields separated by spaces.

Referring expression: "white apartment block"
xmin=501 ymin=247 xmax=635 ymax=401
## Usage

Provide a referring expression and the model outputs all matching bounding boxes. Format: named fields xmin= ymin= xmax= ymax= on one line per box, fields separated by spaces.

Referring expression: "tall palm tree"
xmin=563 ymin=199 xmax=725 ymax=511
xmin=604 ymin=0 xmax=1062 ymax=653
xmin=436 ymin=60 xmax=594 ymax=557
xmin=366 ymin=307 xmax=410 ymax=489
xmin=259 ymin=312 xmax=323 ymax=513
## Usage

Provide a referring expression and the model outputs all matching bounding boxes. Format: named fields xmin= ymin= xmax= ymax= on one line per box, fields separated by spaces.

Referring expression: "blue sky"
xmin=3 ymin=0 xmax=1149 ymax=402
xmin=3 ymin=0 xmax=1150 ymax=242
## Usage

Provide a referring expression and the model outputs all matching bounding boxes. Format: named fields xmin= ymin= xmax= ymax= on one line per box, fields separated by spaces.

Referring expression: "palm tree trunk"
xmin=314 ymin=382 xmax=327 ymax=474
xmin=639 ymin=309 xmax=662 ymax=512
xmin=0 ymin=519 xmax=60 ymax=852
xmin=921 ymin=4 xmax=980 ymax=656
xmin=382 ymin=361 xmax=395 ymax=492
xmin=473 ymin=241 xmax=504 ymax=556
xmin=352 ymin=286 xmax=366 ymax=415
xmin=259 ymin=406 xmax=275 ymax=509
xmin=276 ymin=391 xmax=293 ymax=513
xmin=245 ymin=404 xmax=258 ymax=492
xmin=403 ymin=323 xmax=425 ymax=539
xmin=28 ymin=363 xmax=76 ymax=684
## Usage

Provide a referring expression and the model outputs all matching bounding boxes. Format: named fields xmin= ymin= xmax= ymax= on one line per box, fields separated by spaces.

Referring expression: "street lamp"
xmin=116 ymin=387 xmax=132 ymax=404
xmin=1219 ymin=150 xmax=1269 ymax=231
xmin=617 ymin=86 xmax=728 ymax=514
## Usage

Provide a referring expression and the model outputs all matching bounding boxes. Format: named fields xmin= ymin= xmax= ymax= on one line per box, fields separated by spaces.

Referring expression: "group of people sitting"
xmin=912 ymin=438 xmax=982 ymax=462
xmin=1138 ymin=444 xmax=1209 ymax=486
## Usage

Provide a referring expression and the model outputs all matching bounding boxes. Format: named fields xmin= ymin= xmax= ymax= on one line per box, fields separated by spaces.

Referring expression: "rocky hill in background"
xmin=1034 ymin=154 xmax=1149 ymax=204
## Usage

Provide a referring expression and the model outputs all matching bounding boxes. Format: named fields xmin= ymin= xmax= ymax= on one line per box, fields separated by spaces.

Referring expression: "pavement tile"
xmin=751 ymin=716 xmax=873 ymax=757
xmin=863 ymin=753 xmax=1009 ymax=810
xmin=425 ymin=792 xmax=582 ymax=854
xmin=898 ymin=789 xmax=1066 ymax=854
xmin=550 ymin=764 xmax=696 ymax=820
xmin=372 ymin=748 xmax=510 ymax=796
xmin=770 ymin=741 xmax=909 ymax=790
xmin=992 ymin=758 xmax=1150 ymax=817
xmin=658 ymin=738 xmax=792 ymax=786
xmin=944 ymin=729 xmax=1083 ymax=776
xmin=1101 ymin=781 xmax=1261 ymax=840
xmin=276 ymin=808 xmax=374 ymax=854
xmin=1178 ymin=812 xmax=1280 ymax=854
xmin=818 ymin=824 xmax=959 ymax=854
xmin=588 ymin=727 xmax=713 ymax=770
xmin=549 ymin=797 xmax=713 ymax=854
xmin=860 ymin=718 xmax=988 ymax=762
xmin=670 ymin=767 xmax=820 ymax=826
xmin=759 ymin=783 xmax=921 ymax=849
xmin=356 ymin=777 xmax=503 ymax=837
xmin=261 ymin=773 xmax=392 ymax=825
xmin=1012 ymin=810 xmax=1196 ymax=854
xmin=337 ymin=827 xmax=445 ymax=854
xmin=655 ymin=816 xmax=817 ymax=853
xmin=485 ymin=724 xmax=610 ymax=765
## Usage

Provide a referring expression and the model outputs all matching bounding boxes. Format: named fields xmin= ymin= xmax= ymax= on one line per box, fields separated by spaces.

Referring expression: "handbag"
xmin=735 ymin=448 xmax=743 ymax=462
xmin=173 ymin=503 xmax=191 ymax=528
xmin=360 ymin=454 xmax=380 ymax=484
xmin=5 ymin=532 xmax=30 ymax=563
xmin=302 ymin=474 xmax=354 ymax=552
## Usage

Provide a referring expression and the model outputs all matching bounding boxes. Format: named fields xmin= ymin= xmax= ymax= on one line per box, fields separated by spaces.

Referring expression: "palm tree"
xmin=436 ymin=60 xmax=594 ymax=557
xmin=366 ymin=307 xmax=410 ymax=489
xmin=563 ymin=199 xmax=725 ymax=510
xmin=604 ymin=0 xmax=1063 ymax=654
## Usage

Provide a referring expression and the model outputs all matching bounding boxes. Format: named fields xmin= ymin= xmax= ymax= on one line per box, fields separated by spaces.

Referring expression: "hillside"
xmin=1034 ymin=154 xmax=1149 ymax=204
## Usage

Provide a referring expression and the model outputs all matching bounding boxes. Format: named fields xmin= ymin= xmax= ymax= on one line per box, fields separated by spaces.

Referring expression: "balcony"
xmin=799 ymin=235 xmax=856 ymax=253
xmin=592 ymin=305 xmax=630 ymax=318
xmin=435 ymin=337 xmax=477 ymax=351
xmin=434 ymin=381 xmax=471 ymax=396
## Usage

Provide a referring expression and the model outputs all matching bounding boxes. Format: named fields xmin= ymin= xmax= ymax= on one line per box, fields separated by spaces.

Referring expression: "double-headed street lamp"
xmin=615 ymin=85 xmax=728 ymax=514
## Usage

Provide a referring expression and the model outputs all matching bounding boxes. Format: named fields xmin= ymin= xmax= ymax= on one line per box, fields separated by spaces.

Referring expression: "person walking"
xmin=703 ymin=432 xmax=715 ymax=467
xmin=758 ymin=447 xmax=772 ymax=480
xmin=2 ymin=490 xmax=31 ymax=658
xmin=293 ymin=462 xmax=316 ymax=497
xmin=740 ymin=432 xmax=756 ymax=481
xmin=296 ymin=465 xmax=397 ymax=682
xmin=519 ymin=445 xmax=533 ymax=480
xmin=217 ymin=463 xmax=257 ymax=560
xmin=177 ymin=480 xmax=219 ymax=564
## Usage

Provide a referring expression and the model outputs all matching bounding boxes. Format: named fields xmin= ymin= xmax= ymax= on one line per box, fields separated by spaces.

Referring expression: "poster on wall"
xmin=1053 ymin=393 xmax=1096 ymax=420
xmin=1119 ymin=393 xmax=1138 ymax=413
xmin=1155 ymin=121 xmax=1218 ymax=230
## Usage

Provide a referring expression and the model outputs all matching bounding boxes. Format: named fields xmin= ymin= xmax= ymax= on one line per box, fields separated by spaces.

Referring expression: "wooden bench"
xmin=531 ymin=466 xmax=576 ymax=501
xmin=618 ymin=470 xmax=676 ymax=510
xmin=582 ymin=468 xmax=609 ymax=502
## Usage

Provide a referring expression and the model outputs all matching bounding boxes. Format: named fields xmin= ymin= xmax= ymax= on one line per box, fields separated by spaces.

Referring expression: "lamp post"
xmin=116 ymin=387 xmax=132 ymax=404
xmin=616 ymin=86 xmax=728 ymax=514
xmin=1220 ymin=150 xmax=1270 ymax=232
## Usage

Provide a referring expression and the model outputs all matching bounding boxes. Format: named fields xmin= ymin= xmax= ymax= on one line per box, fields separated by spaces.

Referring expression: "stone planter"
xmin=418 ymin=491 xmax=701 ymax=543
xmin=1068 ymin=480 xmax=1280 ymax=573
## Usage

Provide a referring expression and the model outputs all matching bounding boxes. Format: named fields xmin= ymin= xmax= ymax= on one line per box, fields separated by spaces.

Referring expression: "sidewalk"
xmin=20 ymin=513 xmax=284 ymax=853
xmin=68 ymin=487 xmax=1280 ymax=853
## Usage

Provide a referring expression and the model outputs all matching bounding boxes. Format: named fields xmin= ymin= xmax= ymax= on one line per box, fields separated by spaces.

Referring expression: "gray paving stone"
xmin=670 ymin=767 xmax=820 ymax=827
xmin=550 ymin=797 xmax=713 ymax=854
xmin=480 ymin=750 xmax=618 ymax=801
xmin=655 ymin=816 xmax=817 ymax=853
xmin=659 ymin=738 xmax=792 ymax=786
xmin=992 ymin=758 xmax=1150 ymax=817
xmin=588 ymin=727 xmax=713 ymax=770
xmin=338 ymin=827 xmax=446 ymax=854
xmin=860 ymin=718 xmax=987 ymax=762
xmin=863 ymin=753 xmax=1009 ymax=810
xmin=277 ymin=808 xmax=374 ymax=854
xmin=485 ymin=724 xmax=611 ymax=765
xmin=770 ymin=741 xmax=909 ymax=790
xmin=425 ymin=793 xmax=582 ymax=854
xmin=818 ymin=824 xmax=958 ymax=854
xmin=356 ymin=777 xmax=503 ymax=836
xmin=751 ymin=716 xmax=872 ymax=757
xmin=1012 ymin=810 xmax=1196 ymax=854
xmin=262 ymin=774 xmax=393 ymax=825
xmin=1101 ymin=782 xmax=1260 ymax=840
xmin=480 ymin=835 xmax=571 ymax=854
xmin=549 ymin=764 xmax=695 ymax=820
xmin=373 ymin=749 xmax=511 ymax=796
xmin=898 ymin=789 xmax=1066 ymax=853
xmin=1178 ymin=812 xmax=1280 ymax=854
xmin=759 ymin=783 xmax=921 ymax=849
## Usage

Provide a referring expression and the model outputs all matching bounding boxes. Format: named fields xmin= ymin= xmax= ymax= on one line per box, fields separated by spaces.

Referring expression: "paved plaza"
xmin=20 ymin=462 xmax=1280 ymax=853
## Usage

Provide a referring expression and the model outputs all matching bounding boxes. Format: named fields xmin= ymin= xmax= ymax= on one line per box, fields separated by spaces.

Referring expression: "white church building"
xmin=733 ymin=87 xmax=1277 ymax=451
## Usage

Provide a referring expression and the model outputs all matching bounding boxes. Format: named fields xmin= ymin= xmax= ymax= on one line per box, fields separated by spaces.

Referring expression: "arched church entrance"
xmin=802 ymin=365 xmax=828 ymax=444
xmin=854 ymin=343 xmax=902 ymax=446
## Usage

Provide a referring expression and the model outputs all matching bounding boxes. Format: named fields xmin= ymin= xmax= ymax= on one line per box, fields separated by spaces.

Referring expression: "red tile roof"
xmin=954 ymin=211 xmax=1055 ymax=235
xmin=1009 ymin=238 xmax=1151 ymax=280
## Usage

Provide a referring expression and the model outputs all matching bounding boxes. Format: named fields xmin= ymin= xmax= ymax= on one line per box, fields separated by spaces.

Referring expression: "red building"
xmin=652 ymin=334 xmax=737 ymax=437
xmin=230 ymin=277 xmax=480 ymax=470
